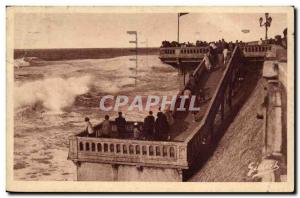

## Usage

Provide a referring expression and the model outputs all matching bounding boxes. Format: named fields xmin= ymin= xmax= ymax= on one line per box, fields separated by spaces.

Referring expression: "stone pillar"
xmin=271 ymin=87 xmax=283 ymax=156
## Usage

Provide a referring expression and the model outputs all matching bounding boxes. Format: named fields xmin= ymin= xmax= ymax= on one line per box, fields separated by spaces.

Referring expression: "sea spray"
xmin=14 ymin=58 xmax=30 ymax=68
xmin=14 ymin=76 xmax=92 ymax=112
xmin=13 ymin=55 xmax=181 ymax=181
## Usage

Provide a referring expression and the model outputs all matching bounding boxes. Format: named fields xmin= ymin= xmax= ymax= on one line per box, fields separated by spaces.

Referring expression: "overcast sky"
xmin=14 ymin=12 xmax=287 ymax=49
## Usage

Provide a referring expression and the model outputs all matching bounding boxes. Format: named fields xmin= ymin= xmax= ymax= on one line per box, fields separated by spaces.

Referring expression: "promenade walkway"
xmin=170 ymin=65 xmax=225 ymax=142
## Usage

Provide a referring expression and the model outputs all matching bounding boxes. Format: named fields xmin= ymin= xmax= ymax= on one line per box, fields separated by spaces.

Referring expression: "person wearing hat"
xmin=155 ymin=110 xmax=169 ymax=140
xmin=115 ymin=112 xmax=127 ymax=138
xmin=85 ymin=117 xmax=94 ymax=137
xmin=143 ymin=111 xmax=155 ymax=140
xmin=164 ymin=106 xmax=174 ymax=126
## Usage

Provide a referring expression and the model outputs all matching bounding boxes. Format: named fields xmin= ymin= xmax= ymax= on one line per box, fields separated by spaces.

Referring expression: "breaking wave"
xmin=14 ymin=76 xmax=92 ymax=112
xmin=14 ymin=58 xmax=30 ymax=68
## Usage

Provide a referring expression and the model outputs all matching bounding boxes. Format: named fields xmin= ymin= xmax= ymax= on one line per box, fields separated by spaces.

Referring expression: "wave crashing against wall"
xmin=14 ymin=76 xmax=92 ymax=112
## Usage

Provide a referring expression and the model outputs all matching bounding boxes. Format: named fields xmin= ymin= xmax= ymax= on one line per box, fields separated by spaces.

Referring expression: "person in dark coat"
xmin=155 ymin=110 xmax=169 ymax=140
xmin=187 ymin=73 xmax=196 ymax=93
xmin=102 ymin=115 xmax=111 ymax=138
xmin=115 ymin=112 xmax=126 ymax=138
xmin=85 ymin=117 xmax=95 ymax=137
xmin=143 ymin=111 xmax=155 ymax=140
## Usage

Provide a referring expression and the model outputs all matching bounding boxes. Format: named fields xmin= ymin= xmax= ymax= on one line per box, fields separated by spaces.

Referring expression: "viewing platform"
xmin=159 ymin=44 xmax=275 ymax=66
xmin=68 ymin=44 xmax=287 ymax=181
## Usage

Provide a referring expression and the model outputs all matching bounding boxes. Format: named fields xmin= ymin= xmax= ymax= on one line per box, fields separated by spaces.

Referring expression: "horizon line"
xmin=14 ymin=46 xmax=160 ymax=50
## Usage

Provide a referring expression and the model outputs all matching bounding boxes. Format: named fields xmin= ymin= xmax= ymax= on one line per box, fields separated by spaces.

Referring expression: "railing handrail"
xmin=160 ymin=44 xmax=274 ymax=50
xmin=184 ymin=46 xmax=239 ymax=143
xmin=242 ymin=44 xmax=271 ymax=48
xmin=74 ymin=135 xmax=187 ymax=145
xmin=193 ymin=58 xmax=206 ymax=77
xmin=159 ymin=46 xmax=209 ymax=50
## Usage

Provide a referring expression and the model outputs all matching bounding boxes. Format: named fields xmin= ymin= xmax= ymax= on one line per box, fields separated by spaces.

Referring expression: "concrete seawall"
xmin=189 ymin=77 xmax=265 ymax=182
xmin=77 ymin=162 xmax=183 ymax=181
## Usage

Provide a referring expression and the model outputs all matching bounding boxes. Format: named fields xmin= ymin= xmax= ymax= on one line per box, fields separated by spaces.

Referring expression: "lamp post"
xmin=127 ymin=31 xmax=138 ymax=87
xmin=259 ymin=13 xmax=272 ymax=41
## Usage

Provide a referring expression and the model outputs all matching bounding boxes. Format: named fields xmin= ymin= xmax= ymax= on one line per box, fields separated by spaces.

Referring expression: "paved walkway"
xmin=170 ymin=66 xmax=225 ymax=142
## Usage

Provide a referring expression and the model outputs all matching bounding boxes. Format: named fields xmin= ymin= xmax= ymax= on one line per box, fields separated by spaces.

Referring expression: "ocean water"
xmin=13 ymin=55 xmax=180 ymax=180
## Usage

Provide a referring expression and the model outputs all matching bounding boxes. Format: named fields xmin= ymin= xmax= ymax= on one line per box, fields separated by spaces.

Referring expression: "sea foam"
xmin=14 ymin=76 xmax=92 ymax=112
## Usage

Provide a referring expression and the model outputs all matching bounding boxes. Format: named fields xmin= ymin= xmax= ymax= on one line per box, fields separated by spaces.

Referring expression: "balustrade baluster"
xmin=156 ymin=146 xmax=160 ymax=157
xmin=166 ymin=146 xmax=170 ymax=158
xmin=83 ymin=141 xmax=86 ymax=151
xmin=132 ymin=144 xmax=135 ymax=155
xmin=113 ymin=144 xmax=116 ymax=153
xmin=142 ymin=145 xmax=146 ymax=155
xmin=135 ymin=145 xmax=140 ymax=155
xmin=147 ymin=145 xmax=150 ymax=156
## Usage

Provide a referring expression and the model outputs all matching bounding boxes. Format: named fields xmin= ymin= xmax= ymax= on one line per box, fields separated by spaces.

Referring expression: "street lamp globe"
xmin=268 ymin=17 xmax=272 ymax=26
xmin=265 ymin=13 xmax=269 ymax=18
xmin=259 ymin=13 xmax=272 ymax=40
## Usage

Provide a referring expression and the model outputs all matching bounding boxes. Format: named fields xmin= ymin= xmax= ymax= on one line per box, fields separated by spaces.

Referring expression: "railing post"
xmin=68 ymin=135 xmax=78 ymax=160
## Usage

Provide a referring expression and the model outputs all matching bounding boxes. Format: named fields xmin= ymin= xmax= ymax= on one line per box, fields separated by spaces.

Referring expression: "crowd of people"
xmin=84 ymin=108 xmax=174 ymax=141
xmin=161 ymin=39 xmax=246 ymax=49
xmin=261 ymin=28 xmax=288 ymax=48
xmin=162 ymin=28 xmax=288 ymax=72
xmin=161 ymin=28 xmax=288 ymax=49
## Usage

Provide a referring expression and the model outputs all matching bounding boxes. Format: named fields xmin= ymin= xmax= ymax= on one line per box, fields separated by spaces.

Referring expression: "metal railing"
xmin=193 ymin=58 xmax=206 ymax=77
xmin=184 ymin=46 xmax=242 ymax=165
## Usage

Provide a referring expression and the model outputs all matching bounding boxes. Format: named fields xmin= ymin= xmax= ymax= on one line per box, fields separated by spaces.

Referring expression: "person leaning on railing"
xmin=185 ymin=73 xmax=196 ymax=94
xmin=84 ymin=117 xmax=95 ymax=137
xmin=133 ymin=122 xmax=141 ymax=139
xmin=115 ymin=112 xmax=126 ymax=138
xmin=161 ymin=40 xmax=180 ymax=48
xmin=143 ymin=111 xmax=155 ymax=140
xmin=154 ymin=108 xmax=170 ymax=141
xmin=101 ymin=115 xmax=112 ymax=138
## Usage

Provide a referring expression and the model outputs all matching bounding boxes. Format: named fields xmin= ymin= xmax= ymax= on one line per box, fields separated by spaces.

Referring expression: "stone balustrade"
xmin=159 ymin=44 xmax=274 ymax=60
xmin=69 ymin=135 xmax=188 ymax=168
xmin=242 ymin=44 xmax=272 ymax=57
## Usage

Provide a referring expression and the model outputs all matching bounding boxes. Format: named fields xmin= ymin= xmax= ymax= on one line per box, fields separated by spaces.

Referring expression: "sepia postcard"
xmin=6 ymin=6 xmax=294 ymax=192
